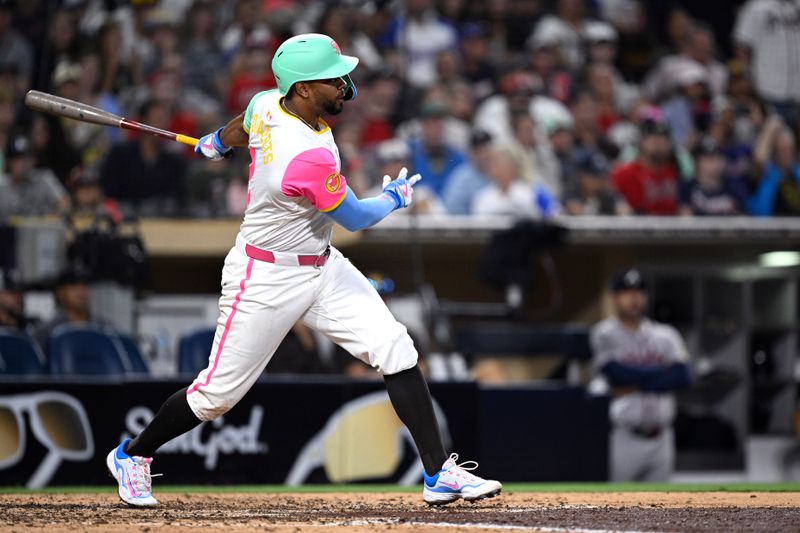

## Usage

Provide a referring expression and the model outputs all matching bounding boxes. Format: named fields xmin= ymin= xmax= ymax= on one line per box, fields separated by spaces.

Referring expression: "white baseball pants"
xmin=186 ymin=244 xmax=417 ymax=421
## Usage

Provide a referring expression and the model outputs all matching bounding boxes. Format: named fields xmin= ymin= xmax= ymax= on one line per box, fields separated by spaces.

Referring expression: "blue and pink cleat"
xmin=423 ymin=453 xmax=502 ymax=505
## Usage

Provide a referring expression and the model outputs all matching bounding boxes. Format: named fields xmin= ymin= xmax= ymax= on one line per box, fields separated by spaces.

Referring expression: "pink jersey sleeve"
xmin=281 ymin=148 xmax=348 ymax=212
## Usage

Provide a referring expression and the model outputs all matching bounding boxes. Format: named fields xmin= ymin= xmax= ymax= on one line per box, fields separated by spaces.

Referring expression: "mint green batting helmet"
xmin=272 ymin=33 xmax=359 ymax=101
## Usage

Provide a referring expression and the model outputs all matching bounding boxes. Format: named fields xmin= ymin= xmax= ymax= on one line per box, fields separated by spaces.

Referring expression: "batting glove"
xmin=195 ymin=127 xmax=232 ymax=161
xmin=382 ymin=167 xmax=422 ymax=209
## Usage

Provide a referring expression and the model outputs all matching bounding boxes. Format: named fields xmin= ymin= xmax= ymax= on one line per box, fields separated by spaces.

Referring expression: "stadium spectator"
xmin=442 ymin=129 xmax=493 ymax=215
xmin=544 ymin=114 xmax=577 ymax=198
xmin=0 ymin=0 xmax=34 ymax=95
xmin=570 ymin=89 xmax=619 ymax=166
xmin=33 ymin=265 xmax=104 ymax=352
xmin=590 ymin=268 xmax=691 ymax=482
xmin=9 ymin=0 xmax=46 ymax=75
xmin=706 ymin=97 xmax=756 ymax=192
xmin=182 ymin=1 xmax=225 ymax=100
xmin=0 ymin=268 xmax=36 ymax=334
xmin=664 ymin=7 xmax=694 ymax=54
xmin=748 ymin=115 xmax=800 ymax=216
xmin=147 ymin=53 xmax=220 ymax=146
xmin=35 ymin=8 xmax=81 ymax=93
xmin=612 ymin=121 xmax=680 ymax=215
xmin=472 ymin=146 xmax=557 ymax=217
xmin=358 ymin=70 xmax=401 ymax=147
xmin=506 ymin=113 xmax=561 ymax=198
xmin=0 ymin=87 xmax=13 ymax=170
xmin=408 ymin=100 xmax=468 ymax=197
xmin=97 ymin=19 xmax=141 ymax=97
xmin=565 ymin=151 xmax=631 ymax=216
xmin=527 ymin=31 xmax=573 ymax=105
xmin=584 ymin=20 xmax=618 ymax=65
xmin=99 ymin=100 xmax=187 ymax=217
xmin=644 ymin=23 xmax=728 ymax=101
xmin=316 ymin=3 xmax=383 ymax=74
xmin=474 ymin=71 xmax=535 ymax=144
xmin=660 ymin=63 xmax=713 ymax=148
xmin=400 ymin=84 xmax=473 ymax=151
xmin=0 ymin=133 xmax=70 ymax=220
xmin=458 ymin=21 xmax=496 ymax=101
xmin=140 ymin=9 xmax=181 ymax=78
xmin=219 ymin=0 xmax=272 ymax=61
xmin=382 ymin=0 xmax=458 ymax=88
xmin=69 ymin=167 xmax=123 ymax=224
xmin=30 ymin=114 xmax=81 ymax=187
xmin=226 ymin=41 xmax=277 ymax=115
xmin=52 ymin=60 xmax=99 ymax=158
xmin=735 ymin=0 xmax=800 ymax=128
xmin=723 ymin=60 xmax=765 ymax=147
xmin=679 ymin=138 xmax=748 ymax=216
xmin=607 ymin=0 xmax=660 ymax=83
xmin=528 ymin=0 xmax=590 ymax=71
xmin=583 ymin=64 xmax=623 ymax=137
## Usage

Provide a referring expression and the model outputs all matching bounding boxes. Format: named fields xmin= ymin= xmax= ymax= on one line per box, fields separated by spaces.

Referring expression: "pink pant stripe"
xmin=246 ymin=147 xmax=256 ymax=207
xmin=187 ymin=257 xmax=255 ymax=395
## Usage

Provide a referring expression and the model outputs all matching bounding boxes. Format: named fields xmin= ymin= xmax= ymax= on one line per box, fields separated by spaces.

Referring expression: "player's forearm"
xmin=641 ymin=363 xmax=691 ymax=392
xmin=219 ymin=112 xmax=249 ymax=147
xmin=326 ymin=187 xmax=398 ymax=231
xmin=601 ymin=362 xmax=665 ymax=388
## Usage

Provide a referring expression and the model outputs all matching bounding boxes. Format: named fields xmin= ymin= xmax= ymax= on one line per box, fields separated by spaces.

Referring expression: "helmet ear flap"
xmin=343 ymin=74 xmax=357 ymax=101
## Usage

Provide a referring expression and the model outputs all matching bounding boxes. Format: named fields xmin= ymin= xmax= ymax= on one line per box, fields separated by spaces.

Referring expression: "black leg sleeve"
xmin=384 ymin=364 xmax=447 ymax=476
xmin=124 ymin=387 xmax=201 ymax=457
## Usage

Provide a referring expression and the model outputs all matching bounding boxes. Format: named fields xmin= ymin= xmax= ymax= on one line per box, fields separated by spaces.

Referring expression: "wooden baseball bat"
xmin=24 ymin=90 xmax=199 ymax=147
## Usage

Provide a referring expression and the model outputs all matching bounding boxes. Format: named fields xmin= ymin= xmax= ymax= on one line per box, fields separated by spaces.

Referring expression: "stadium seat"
xmin=178 ymin=328 xmax=215 ymax=375
xmin=0 ymin=328 xmax=46 ymax=375
xmin=117 ymin=333 xmax=149 ymax=375
xmin=48 ymin=325 xmax=130 ymax=376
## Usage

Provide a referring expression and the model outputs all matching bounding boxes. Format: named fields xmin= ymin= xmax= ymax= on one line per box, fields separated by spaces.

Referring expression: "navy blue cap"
xmin=575 ymin=151 xmax=609 ymax=176
xmin=611 ymin=268 xmax=647 ymax=292
xmin=460 ymin=21 xmax=489 ymax=40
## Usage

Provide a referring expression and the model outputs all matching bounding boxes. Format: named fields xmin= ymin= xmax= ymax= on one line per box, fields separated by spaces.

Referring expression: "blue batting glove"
xmin=382 ymin=167 xmax=422 ymax=209
xmin=195 ymin=127 xmax=232 ymax=161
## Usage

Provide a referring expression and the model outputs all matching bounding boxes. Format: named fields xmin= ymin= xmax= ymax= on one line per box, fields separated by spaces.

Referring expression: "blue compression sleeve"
xmin=641 ymin=362 xmax=691 ymax=392
xmin=602 ymin=362 xmax=691 ymax=392
xmin=326 ymin=186 xmax=399 ymax=231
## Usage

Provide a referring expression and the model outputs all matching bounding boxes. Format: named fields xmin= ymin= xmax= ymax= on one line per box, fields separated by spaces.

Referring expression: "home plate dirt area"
xmin=1 ymin=492 xmax=799 ymax=532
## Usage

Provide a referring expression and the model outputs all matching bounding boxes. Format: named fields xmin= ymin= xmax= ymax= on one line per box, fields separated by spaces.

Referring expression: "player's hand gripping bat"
xmin=24 ymin=90 xmax=199 ymax=148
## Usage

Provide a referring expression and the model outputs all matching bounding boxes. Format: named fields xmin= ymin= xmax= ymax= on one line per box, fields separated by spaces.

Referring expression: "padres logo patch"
xmin=325 ymin=173 xmax=342 ymax=193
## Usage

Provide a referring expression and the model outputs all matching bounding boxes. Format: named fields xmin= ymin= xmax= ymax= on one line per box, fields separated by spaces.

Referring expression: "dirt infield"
xmin=1 ymin=492 xmax=799 ymax=533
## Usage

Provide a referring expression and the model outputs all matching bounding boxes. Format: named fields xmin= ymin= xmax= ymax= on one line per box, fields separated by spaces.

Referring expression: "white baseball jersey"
xmin=185 ymin=90 xmax=417 ymax=422
xmin=735 ymin=0 xmax=800 ymax=102
xmin=590 ymin=317 xmax=689 ymax=429
xmin=240 ymin=89 xmax=348 ymax=255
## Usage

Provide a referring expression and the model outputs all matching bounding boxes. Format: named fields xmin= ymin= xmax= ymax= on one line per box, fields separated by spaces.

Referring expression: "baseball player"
xmin=590 ymin=268 xmax=692 ymax=482
xmin=106 ymin=33 xmax=501 ymax=507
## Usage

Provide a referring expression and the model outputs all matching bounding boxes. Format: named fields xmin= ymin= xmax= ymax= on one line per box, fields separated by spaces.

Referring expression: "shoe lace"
xmin=131 ymin=457 xmax=162 ymax=495
xmin=445 ymin=453 xmax=482 ymax=483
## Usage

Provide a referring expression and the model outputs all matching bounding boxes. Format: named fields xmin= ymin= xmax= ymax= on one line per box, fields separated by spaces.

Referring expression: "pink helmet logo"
xmin=331 ymin=40 xmax=342 ymax=54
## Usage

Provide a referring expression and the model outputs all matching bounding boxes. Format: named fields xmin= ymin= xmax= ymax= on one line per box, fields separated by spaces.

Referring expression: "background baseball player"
xmin=105 ymin=33 xmax=501 ymax=507
xmin=590 ymin=268 xmax=692 ymax=482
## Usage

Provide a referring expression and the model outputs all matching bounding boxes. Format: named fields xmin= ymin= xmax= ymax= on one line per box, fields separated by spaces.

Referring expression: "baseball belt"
xmin=244 ymin=243 xmax=330 ymax=267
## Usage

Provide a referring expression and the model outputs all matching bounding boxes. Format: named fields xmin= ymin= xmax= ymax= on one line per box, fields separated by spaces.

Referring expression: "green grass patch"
xmin=1 ymin=482 xmax=799 ymax=495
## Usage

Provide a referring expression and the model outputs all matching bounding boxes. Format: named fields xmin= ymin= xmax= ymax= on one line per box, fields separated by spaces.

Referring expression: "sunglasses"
xmin=0 ymin=391 xmax=95 ymax=488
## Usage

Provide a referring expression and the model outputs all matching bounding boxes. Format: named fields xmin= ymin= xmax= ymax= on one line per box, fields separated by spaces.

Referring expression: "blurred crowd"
xmin=2 ymin=0 xmax=800 ymax=221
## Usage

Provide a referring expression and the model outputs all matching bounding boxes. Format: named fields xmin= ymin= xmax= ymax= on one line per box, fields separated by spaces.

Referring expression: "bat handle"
xmin=175 ymin=134 xmax=199 ymax=148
